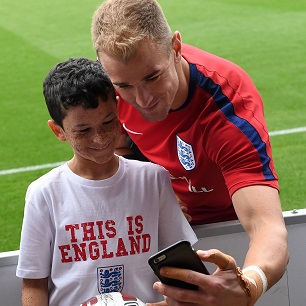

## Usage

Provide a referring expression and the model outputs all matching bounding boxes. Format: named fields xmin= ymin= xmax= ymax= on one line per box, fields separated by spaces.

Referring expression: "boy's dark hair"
xmin=43 ymin=57 xmax=116 ymax=128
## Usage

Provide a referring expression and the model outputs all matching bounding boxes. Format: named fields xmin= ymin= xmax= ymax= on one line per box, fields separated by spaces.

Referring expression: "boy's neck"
xmin=67 ymin=155 xmax=119 ymax=180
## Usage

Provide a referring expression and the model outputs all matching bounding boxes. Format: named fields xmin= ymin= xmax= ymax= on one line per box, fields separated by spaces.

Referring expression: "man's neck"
xmin=171 ymin=57 xmax=190 ymax=110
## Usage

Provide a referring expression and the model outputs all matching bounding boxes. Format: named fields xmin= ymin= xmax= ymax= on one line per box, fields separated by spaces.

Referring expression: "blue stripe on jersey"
xmin=193 ymin=64 xmax=275 ymax=180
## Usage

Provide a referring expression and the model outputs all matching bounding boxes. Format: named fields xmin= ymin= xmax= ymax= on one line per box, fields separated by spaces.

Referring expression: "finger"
xmin=177 ymin=200 xmax=192 ymax=222
xmin=197 ymin=249 xmax=237 ymax=271
xmin=183 ymin=211 xmax=192 ymax=222
xmin=153 ymin=281 xmax=204 ymax=304
xmin=175 ymin=195 xmax=184 ymax=206
xmin=159 ymin=265 xmax=210 ymax=289
xmin=180 ymin=205 xmax=188 ymax=212
xmin=164 ymin=295 xmax=193 ymax=306
xmin=146 ymin=300 xmax=168 ymax=306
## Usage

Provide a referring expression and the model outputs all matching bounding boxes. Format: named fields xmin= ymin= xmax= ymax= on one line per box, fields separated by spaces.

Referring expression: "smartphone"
xmin=148 ymin=240 xmax=209 ymax=290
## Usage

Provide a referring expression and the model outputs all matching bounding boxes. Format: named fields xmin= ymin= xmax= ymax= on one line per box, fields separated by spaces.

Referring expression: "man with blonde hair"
xmin=92 ymin=1 xmax=289 ymax=305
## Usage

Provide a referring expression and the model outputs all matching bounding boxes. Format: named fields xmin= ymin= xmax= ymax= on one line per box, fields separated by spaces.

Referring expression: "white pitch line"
xmin=1 ymin=126 xmax=306 ymax=176
xmin=0 ymin=162 xmax=66 ymax=176
xmin=269 ymin=126 xmax=306 ymax=136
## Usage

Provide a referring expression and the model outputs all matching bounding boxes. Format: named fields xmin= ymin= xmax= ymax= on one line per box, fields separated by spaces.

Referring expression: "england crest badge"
xmin=176 ymin=135 xmax=196 ymax=171
xmin=97 ymin=265 xmax=124 ymax=294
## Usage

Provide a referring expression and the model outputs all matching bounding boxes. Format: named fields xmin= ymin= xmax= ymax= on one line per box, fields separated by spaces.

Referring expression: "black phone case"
xmin=148 ymin=240 xmax=209 ymax=290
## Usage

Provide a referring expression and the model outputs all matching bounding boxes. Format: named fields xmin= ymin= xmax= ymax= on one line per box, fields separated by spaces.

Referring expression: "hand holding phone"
xmin=148 ymin=240 xmax=209 ymax=290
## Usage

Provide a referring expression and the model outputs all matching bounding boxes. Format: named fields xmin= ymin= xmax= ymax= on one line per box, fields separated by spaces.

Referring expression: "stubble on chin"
xmin=141 ymin=107 xmax=170 ymax=123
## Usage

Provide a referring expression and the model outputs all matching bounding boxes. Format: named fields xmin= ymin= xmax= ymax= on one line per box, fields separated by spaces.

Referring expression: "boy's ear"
xmin=48 ymin=120 xmax=66 ymax=142
xmin=171 ymin=31 xmax=182 ymax=63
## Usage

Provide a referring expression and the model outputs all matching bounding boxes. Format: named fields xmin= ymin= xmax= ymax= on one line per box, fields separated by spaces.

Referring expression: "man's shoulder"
xmin=182 ymin=43 xmax=244 ymax=71
xmin=182 ymin=43 xmax=215 ymax=60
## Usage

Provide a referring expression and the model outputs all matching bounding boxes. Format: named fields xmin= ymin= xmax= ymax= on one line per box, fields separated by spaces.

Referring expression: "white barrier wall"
xmin=193 ymin=209 xmax=306 ymax=306
xmin=0 ymin=250 xmax=20 ymax=305
xmin=1 ymin=209 xmax=305 ymax=305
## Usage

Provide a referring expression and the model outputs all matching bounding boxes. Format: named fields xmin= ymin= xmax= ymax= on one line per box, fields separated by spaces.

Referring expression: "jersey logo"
xmin=97 ymin=265 xmax=124 ymax=293
xmin=176 ymin=135 xmax=196 ymax=171
xmin=122 ymin=123 xmax=143 ymax=135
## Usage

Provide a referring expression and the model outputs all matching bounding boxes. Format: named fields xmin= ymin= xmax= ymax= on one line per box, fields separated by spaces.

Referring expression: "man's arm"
xmin=232 ymin=185 xmax=289 ymax=291
xmin=22 ymin=278 xmax=48 ymax=306
xmin=148 ymin=185 xmax=288 ymax=306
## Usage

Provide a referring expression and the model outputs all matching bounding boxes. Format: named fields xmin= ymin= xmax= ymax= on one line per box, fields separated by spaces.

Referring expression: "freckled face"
xmin=61 ymin=97 xmax=120 ymax=166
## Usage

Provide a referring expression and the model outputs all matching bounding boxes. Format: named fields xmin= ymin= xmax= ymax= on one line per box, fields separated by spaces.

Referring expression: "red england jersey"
xmin=118 ymin=44 xmax=278 ymax=225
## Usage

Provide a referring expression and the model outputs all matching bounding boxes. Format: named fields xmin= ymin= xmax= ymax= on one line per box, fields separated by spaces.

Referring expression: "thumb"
xmin=197 ymin=250 xmax=257 ymax=305
xmin=196 ymin=249 xmax=237 ymax=270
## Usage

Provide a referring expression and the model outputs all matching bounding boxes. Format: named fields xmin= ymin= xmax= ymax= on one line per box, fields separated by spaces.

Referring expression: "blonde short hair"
xmin=91 ymin=0 xmax=173 ymax=61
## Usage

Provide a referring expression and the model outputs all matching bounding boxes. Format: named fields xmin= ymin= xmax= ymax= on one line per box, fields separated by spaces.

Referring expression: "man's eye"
xmin=147 ymin=75 xmax=160 ymax=82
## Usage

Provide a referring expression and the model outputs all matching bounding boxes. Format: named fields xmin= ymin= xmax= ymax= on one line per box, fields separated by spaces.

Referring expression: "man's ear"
xmin=171 ymin=31 xmax=182 ymax=63
xmin=48 ymin=120 xmax=66 ymax=142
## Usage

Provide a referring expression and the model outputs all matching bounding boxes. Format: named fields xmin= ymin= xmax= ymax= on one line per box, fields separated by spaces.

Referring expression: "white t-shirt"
xmin=16 ymin=156 xmax=197 ymax=305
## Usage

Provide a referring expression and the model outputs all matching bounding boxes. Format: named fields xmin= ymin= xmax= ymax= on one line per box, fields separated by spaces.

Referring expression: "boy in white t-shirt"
xmin=16 ymin=58 xmax=197 ymax=306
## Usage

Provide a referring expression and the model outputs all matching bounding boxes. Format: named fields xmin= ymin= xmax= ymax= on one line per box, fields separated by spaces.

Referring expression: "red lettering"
xmin=126 ymin=215 xmax=143 ymax=235
xmin=126 ymin=216 xmax=134 ymax=235
xmin=58 ymin=244 xmax=72 ymax=263
xmin=81 ymin=222 xmax=96 ymax=241
xmin=105 ymin=220 xmax=116 ymax=238
xmin=100 ymin=240 xmax=114 ymax=258
xmin=116 ymin=238 xmax=129 ymax=257
xmin=142 ymin=234 xmax=151 ymax=252
xmin=129 ymin=235 xmax=141 ymax=254
xmin=72 ymin=242 xmax=87 ymax=261
xmin=96 ymin=221 xmax=104 ymax=239
xmin=135 ymin=215 xmax=143 ymax=234
xmin=89 ymin=241 xmax=100 ymax=260
xmin=65 ymin=224 xmax=79 ymax=243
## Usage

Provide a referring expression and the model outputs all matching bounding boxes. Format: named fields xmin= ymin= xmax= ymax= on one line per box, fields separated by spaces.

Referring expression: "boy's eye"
xmin=103 ymin=118 xmax=116 ymax=125
xmin=79 ymin=128 xmax=90 ymax=133
xmin=117 ymin=84 xmax=131 ymax=89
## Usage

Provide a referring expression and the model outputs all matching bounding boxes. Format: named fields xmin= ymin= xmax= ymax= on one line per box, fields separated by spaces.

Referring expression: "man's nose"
xmin=135 ymin=87 xmax=153 ymax=108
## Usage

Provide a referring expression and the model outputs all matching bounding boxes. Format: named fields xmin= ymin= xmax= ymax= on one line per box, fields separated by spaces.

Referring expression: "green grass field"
xmin=1 ymin=0 xmax=306 ymax=252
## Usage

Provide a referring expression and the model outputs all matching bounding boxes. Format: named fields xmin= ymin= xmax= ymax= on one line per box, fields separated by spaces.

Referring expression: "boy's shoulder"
xmin=27 ymin=163 xmax=67 ymax=190
xmin=121 ymin=156 xmax=166 ymax=172
xmin=120 ymin=157 xmax=170 ymax=180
